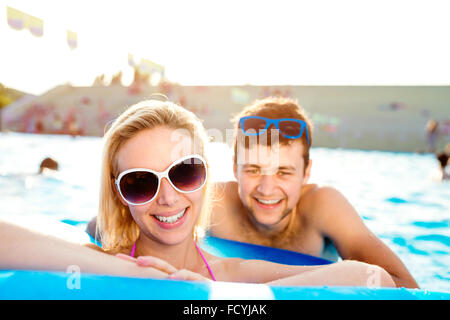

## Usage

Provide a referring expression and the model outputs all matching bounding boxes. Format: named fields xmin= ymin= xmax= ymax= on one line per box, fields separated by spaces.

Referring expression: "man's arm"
xmin=223 ymin=258 xmax=395 ymax=287
xmin=264 ymin=260 xmax=395 ymax=287
xmin=308 ymin=187 xmax=419 ymax=288
xmin=0 ymin=220 xmax=167 ymax=279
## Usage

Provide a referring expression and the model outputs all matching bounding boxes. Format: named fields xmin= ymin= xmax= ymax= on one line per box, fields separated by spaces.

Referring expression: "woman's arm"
xmin=0 ymin=220 xmax=167 ymax=279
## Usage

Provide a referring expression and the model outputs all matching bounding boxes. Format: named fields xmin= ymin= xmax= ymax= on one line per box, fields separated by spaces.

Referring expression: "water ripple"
xmin=413 ymin=221 xmax=450 ymax=229
xmin=414 ymin=235 xmax=450 ymax=248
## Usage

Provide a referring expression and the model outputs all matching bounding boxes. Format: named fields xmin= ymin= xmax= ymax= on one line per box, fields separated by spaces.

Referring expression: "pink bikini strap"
xmin=194 ymin=241 xmax=216 ymax=281
xmin=130 ymin=242 xmax=136 ymax=258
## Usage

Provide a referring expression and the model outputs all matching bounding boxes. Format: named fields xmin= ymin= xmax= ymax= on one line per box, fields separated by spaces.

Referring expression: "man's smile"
xmin=253 ymin=196 xmax=284 ymax=209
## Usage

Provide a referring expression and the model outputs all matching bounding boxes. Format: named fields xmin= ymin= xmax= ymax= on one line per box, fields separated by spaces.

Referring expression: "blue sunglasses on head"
xmin=239 ymin=116 xmax=310 ymax=146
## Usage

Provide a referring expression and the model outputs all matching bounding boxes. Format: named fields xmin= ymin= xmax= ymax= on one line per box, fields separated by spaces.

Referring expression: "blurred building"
xmin=1 ymin=84 xmax=449 ymax=152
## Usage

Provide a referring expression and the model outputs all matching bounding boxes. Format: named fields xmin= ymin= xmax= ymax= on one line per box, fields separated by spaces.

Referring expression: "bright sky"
xmin=1 ymin=0 xmax=450 ymax=95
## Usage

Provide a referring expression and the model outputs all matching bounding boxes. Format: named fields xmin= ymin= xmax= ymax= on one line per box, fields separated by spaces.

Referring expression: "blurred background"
xmin=0 ymin=0 xmax=449 ymax=291
xmin=1 ymin=0 xmax=449 ymax=151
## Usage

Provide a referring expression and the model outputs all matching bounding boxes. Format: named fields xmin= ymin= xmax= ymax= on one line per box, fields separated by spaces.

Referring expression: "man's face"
xmin=234 ymin=141 xmax=311 ymax=232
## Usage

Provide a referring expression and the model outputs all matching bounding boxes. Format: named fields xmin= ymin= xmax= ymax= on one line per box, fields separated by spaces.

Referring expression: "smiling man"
xmin=209 ymin=97 xmax=418 ymax=288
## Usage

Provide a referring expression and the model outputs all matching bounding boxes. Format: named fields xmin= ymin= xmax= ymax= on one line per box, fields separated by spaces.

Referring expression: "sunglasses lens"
xmin=241 ymin=117 xmax=267 ymax=134
xmin=119 ymin=171 xmax=159 ymax=204
xmin=169 ymin=157 xmax=206 ymax=192
xmin=278 ymin=120 xmax=303 ymax=137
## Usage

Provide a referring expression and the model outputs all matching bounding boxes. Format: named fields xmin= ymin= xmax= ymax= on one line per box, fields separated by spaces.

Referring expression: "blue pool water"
xmin=0 ymin=132 xmax=449 ymax=292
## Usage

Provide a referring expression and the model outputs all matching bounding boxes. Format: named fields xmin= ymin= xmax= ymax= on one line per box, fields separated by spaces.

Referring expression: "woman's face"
xmin=115 ymin=126 xmax=204 ymax=246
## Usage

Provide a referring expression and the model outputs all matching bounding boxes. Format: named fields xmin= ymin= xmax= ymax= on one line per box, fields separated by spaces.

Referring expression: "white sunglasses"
xmin=115 ymin=154 xmax=207 ymax=206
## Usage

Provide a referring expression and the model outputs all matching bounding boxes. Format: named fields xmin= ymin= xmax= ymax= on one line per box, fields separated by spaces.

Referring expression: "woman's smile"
xmin=151 ymin=206 xmax=189 ymax=229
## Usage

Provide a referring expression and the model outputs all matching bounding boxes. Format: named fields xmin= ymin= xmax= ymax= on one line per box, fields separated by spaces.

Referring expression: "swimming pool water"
xmin=0 ymin=132 xmax=448 ymax=292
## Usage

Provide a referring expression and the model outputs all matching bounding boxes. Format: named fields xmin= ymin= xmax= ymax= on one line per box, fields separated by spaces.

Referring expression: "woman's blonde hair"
xmin=97 ymin=100 xmax=212 ymax=253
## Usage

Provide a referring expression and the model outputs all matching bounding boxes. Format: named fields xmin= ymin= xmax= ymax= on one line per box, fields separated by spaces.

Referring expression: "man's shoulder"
xmin=299 ymin=185 xmax=349 ymax=219
xmin=210 ymin=180 xmax=241 ymax=228
xmin=299 ymin=184 xmax=362 ymax=235
xmin=214 ymin=180 xmax=239 ymax=200
xmin=215 ymin=180 xmax=238 ymax=189
xmin=301 ymin=184 xmax=344 ymax=203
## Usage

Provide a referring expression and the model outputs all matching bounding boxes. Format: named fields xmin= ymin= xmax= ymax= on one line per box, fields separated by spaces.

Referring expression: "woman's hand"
xmin=167 ymin=269 xmax=212 ymax=282
xmin=116 ymin=254 xmax=177 ymax=274
xmin=116 ymin=254 xmax=211 ymax=282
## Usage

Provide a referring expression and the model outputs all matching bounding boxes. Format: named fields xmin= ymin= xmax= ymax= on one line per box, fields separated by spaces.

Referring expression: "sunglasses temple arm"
xmin=304 ymin=126 xmax=310 ymax=146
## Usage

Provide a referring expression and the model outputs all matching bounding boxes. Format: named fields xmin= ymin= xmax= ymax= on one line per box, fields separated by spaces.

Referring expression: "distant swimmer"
xmin=38 ymin=157 xmax=59 ymax=174
xmin=436 ymin=152 xmax=450 ymax=181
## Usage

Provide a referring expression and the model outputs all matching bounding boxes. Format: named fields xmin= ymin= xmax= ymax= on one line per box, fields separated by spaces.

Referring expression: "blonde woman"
xmin=1 ymin=100 xmax=394 ymax=287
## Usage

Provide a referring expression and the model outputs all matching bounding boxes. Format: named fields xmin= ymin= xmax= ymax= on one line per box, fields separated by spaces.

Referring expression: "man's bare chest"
xmin=211 ymin=213 xmax=325 ymax=257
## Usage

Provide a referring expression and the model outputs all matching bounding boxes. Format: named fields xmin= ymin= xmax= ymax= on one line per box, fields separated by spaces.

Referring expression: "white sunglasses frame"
xmin=115 ymin=154 xmax=207 ymax=206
